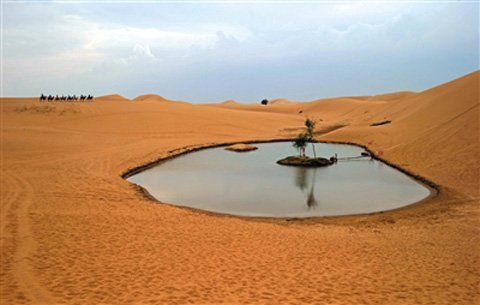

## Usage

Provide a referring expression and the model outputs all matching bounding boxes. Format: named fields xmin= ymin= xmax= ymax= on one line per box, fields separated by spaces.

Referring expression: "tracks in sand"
xmin=1 ymin=173 xmax=55 ymax=304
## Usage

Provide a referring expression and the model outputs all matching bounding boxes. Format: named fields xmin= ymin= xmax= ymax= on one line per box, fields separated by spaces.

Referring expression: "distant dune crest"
xmin=268 ymin=98 xmax=297 ymax=105
xmin=133 ymin=94 xmax=169 ymax=102
xmin=367 ymin=91 xmax=416 ymax=102
xmin=95 ymin=94 xmax=130 ymax=102
xmin=221 ymin=99 xmax=238 ymax=105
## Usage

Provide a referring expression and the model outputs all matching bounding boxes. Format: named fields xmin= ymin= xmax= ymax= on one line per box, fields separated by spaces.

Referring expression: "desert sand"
xmin=1 ymin=71 xmax=479 ymax=304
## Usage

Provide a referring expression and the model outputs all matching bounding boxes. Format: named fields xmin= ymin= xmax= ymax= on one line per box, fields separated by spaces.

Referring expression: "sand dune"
xmin=133 ymin=94 xmax=169 ymax=102
xmin=367 ymin=91 xmax=416 ymax=102
xmin=220 ymin=99 xmax=238 ymax=105
xmin=317 ymin=71 xmax=479 ymax=197
xmin=95 ymin=94 xmax=130 ymax=102
xmin=1 ymin=71 xmax=479 ymax=305
xmin=268 ymin=98 xmax=298 ymax=105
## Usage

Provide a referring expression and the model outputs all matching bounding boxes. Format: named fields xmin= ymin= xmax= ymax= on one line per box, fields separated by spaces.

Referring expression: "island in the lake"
xmin=225 ymin=143 xmax=258 ymax=152
xmin=276 ymin=155 xmax=333 ymax=167
xmin=277 ymin=118 xmax=336 ymax=167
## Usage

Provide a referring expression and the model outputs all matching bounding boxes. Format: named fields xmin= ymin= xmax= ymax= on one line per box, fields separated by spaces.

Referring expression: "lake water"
xmin=127 ymin=142 xmax=431 ymax=218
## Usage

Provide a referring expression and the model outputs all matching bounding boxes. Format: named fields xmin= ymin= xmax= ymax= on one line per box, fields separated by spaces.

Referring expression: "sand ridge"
xmin=1 ymin=71 xmax=479 ymax=304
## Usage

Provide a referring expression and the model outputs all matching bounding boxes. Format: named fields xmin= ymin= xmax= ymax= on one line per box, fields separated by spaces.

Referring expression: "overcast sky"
xmin=2 ymin=1 xmax=478 ymax=102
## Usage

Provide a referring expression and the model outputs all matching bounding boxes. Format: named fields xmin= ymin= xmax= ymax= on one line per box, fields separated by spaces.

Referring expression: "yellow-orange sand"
xmin=1 ymin=71 xmax=479 ymax=305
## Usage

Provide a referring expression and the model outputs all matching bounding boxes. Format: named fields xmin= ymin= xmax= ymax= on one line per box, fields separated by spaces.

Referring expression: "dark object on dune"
xmin=371 ymin=120 xmax=392 ymax=126
xmin=361 ymin=151 xmax=370 ymax=157
xmin=277 ymin=156 xmax=333 ymax=167
xmin=261 ymin=99 xmax=269 ymax=105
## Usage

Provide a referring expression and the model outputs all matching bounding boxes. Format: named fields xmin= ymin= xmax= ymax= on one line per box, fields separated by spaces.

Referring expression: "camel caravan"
xmin=39 ymin=94 xmax=94 ymax=102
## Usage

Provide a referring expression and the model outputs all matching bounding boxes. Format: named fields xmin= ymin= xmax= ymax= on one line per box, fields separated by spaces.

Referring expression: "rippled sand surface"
xmin=1 ymin=71 xmax=478 ymax=304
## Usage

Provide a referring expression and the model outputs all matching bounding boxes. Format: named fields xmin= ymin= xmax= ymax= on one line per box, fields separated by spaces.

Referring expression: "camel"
xmin=39 ymin=94 xmax=95 ymax=102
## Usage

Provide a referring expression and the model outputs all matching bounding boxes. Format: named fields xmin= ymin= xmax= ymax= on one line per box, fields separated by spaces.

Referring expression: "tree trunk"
xmin=311 ymin=143 xmax=316 ymax=158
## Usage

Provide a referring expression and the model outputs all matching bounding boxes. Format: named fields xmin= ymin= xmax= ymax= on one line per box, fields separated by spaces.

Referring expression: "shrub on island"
xmin=277 ymin=118 xmax=335 ymax=167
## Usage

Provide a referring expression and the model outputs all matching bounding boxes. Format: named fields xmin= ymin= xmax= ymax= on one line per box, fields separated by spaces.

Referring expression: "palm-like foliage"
xmin=305 ymin=118 xmax=317 ymax=157
xmin=293 ymin=133 xmax=309 ymax=156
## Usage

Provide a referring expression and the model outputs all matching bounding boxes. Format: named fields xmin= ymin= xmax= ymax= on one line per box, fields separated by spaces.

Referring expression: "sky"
xmin=1 ymin=1 xmax=478 ymax=103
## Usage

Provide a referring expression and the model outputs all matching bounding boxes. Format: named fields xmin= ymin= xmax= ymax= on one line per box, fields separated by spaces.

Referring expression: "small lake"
xmin=127 ymin=142 xmax=431 ymax=218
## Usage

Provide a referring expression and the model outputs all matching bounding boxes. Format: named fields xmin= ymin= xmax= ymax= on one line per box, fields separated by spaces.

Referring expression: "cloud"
xmin=1 ymin=2 xmax=478 ymax=100
xmin=131 ymin=44 xmax=157 ymax=61
xmin=84 ymin=26 xmax=217 ymax=52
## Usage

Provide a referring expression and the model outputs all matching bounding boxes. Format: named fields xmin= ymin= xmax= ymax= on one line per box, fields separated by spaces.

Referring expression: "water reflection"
xmin=295 ymin=167 xmax=309 ymax=190
xmin=294 ymin=167 xmax=318 ymax=209
xmin=306 ymin=188 xmax=318 ymax=209
xmin=128 ymin=142 xmax=431 ymax=218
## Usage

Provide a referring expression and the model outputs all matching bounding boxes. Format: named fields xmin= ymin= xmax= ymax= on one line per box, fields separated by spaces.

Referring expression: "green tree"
xmin=293 ymin=133 xmax=309 ymax=157
xmin=305 ymin=118 xmax=317 ymax=158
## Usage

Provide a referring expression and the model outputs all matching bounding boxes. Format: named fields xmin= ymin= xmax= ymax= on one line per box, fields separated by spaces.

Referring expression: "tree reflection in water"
xmin=295 ymin=167 xmax=309 ymax=190
xmin=294 ymin=167 xmax=318 ymax=209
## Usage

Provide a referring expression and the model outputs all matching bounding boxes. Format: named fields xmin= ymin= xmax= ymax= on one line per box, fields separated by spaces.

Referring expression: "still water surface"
xmin=128 ymin=142 xmax=431 ymax=218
